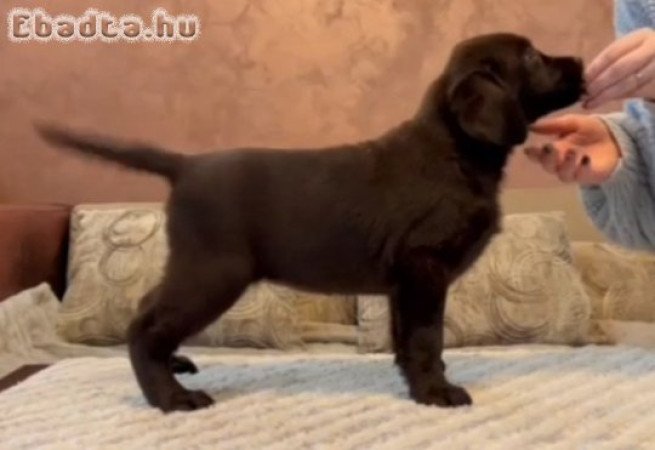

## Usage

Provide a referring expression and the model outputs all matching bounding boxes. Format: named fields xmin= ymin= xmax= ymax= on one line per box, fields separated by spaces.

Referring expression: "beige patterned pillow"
xmin=289 ymin=288 xmax=356 ymax=325
xmin=0 ymin=283 xmax=61 ymax=356
xmin=283 ymin=286 xmax=357 ymax=344
xmin=572 ymin=242 xmax=655 ymax=323
xmin=357 ymin=212 xmax=593 ymax=352
xmin=58 ymin=204 xmax=304 ymax=349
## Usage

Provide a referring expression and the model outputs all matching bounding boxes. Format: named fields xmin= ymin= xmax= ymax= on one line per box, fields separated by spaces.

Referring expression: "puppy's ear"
xmin=448 ymin=70 xmax=527 ymax=147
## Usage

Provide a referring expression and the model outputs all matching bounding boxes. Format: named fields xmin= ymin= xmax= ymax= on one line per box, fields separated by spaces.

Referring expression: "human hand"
xmin=585 ymin=28 xmax=655 ymax=109
xmin=524 ymin=115 xmax=621 ymax=186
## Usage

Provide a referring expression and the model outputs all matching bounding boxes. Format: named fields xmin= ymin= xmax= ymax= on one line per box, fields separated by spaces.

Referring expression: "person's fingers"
xmin=586 ymin=29 xmax=648 ymax=82
xmin=584 ymin=73 xmax=642 ymax=109
xmin=633 ymin=59 xmax=655 ymax=98
xmin=574 ymin=155 xmax=595 ymax=185
xmin=530 ymin=115 xmax=579 ymax=136
xmin=557 ymin=149 xmax=578 ymax=183
xmin=523 ymin=146 xmax=542 ymax=163
xmin=586 ymin=46 xmax=652 ymax=99
xmin=539 ymin=143 xmax=561 ymax=174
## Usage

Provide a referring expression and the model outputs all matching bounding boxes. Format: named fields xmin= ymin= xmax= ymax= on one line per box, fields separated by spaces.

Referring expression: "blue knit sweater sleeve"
xmin=579 ymin=0 xmax=655 ymax=250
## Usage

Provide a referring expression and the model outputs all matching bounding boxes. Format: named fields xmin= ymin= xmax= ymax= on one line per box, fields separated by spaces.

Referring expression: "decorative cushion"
xmin=0 ymin=283 xmax=61 ymax=356
xmin=0 ymin=205 xmax=70 ymax=302
xmin=572 ymin=242 xmax=655 ymax=322
xmin=288 ymin=287 xmax=356 ymax=325
xmin=57 ymin=204 xmax=305 ymax=349
xmin=277 ymin=285 xmax=357 ymax=344
xmin=357 ymin=212 xmax=594 ymax=353
xmin=571 ymin=242 xmax=655 ymax=344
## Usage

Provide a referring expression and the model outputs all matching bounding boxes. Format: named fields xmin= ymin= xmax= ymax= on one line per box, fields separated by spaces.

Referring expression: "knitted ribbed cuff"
xmin=578 ymin=113 xmax=640 ymax=239
xmin=597 ymin=113 xmax=640 ymax=191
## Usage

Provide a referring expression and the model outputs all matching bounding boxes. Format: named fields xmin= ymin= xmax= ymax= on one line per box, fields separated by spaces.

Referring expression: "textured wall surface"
xmin=0 ymin=0 xmax=614 ymax=203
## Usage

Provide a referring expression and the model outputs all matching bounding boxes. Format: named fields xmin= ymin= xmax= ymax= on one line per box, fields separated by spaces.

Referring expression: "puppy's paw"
xmin=412 ymin=382 xmax=472 ymax=408
xmin=169 ymin=354 xmax=198 ymax=374
xmin=158 ymin=389 xmax=214 ymax=413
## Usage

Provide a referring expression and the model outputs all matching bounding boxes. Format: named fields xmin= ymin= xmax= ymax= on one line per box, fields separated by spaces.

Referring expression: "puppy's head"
xmin=440 ymin=33 xmax=584 ymax=147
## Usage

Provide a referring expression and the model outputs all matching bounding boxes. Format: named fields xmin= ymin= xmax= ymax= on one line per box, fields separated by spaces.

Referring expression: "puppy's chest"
xmin=450 ymin=207 xmax=500 ymax=271
xmin=423 ymin=197 xmax=501 ymax=276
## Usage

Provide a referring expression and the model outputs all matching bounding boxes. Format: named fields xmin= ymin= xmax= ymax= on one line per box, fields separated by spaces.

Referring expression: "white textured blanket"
xmin=2 ymin=345 xmax=655 ymax=449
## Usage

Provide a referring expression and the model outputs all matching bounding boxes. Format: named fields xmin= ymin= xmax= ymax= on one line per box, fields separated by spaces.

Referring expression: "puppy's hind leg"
xmin=169 ymin=354 xmax=198 ymax=375
xmin=137 ymin=286 xmax=199 ymax=375
xmin=392 ymin=250 xmax=471 ymax=407
xmin=127 ymin=256 xmax=252 ymax=413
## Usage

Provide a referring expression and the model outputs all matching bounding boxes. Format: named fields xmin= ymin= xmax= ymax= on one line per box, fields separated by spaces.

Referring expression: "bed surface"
xmin=3 ymin=265 xmax=655 ymax=448
xmin=2 ymin=345 xmax=655 ymax=449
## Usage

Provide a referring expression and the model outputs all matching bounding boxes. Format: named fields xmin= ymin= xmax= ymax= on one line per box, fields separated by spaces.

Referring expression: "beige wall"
xmin=0 ymin=0 xmax=614 ymax=204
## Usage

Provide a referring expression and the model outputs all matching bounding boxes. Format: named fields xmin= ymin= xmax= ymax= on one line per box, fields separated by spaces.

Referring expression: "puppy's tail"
xmin=35 ymin=123 xmax=187 ymax=182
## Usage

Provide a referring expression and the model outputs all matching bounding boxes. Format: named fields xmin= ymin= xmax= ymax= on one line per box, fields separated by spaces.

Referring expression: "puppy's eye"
xmin=524 ymin=48 xmax=541 ymax=65
xmin=481 ymin=59 xmax=501 ymax=74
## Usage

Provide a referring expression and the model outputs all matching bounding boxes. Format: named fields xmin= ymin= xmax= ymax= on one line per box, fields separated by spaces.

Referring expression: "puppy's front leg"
xmin=392 ymin=251 xmax=471 ymax=407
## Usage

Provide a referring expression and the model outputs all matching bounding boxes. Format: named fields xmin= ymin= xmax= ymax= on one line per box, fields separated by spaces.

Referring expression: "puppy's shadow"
xmin=175 ymin=346 xmax=655 ymax=402
xmin=182 ymin=358 xmax=402 ymax=402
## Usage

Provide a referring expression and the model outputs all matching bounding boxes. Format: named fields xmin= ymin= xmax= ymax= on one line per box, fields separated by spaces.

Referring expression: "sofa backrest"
xmin=0 ymin=204 xmax=71 ymax=301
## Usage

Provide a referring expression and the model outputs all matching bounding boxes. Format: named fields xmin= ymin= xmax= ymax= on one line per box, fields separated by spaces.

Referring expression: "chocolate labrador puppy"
xmin=37 ymin=33 xmax=584 ymax=413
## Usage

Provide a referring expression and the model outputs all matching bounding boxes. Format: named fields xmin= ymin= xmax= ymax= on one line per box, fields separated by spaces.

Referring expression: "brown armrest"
xmin=0 ymin=204 xmax=71 ymax=301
